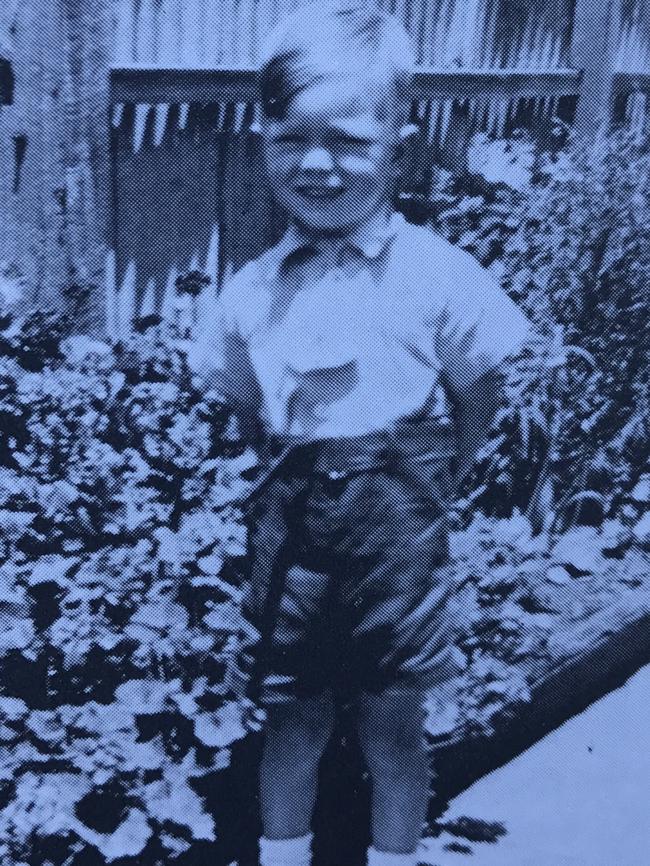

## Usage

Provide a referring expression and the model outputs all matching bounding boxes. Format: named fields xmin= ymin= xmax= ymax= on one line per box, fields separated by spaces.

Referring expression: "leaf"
xmin=121 ymin=737 xmax=165 ymax=772
xmin=76 ymin=808 xmax=152 ymax=862
xmin=66 ymin=701 xmax=135 ymax=736
xmin=8 ymin=772 xmax=91 ymax=837
xmin=631 ymin=476 xmax=650 ymax=504
xmin=190 ymin=573 xmax=243 ymax=601
xmin=142 ymin=777 xmax=215 ymax=840
xmin=561 ymin=490 xmax=607 ymax=518
xmin=160 ymin=831 xmax=192 ymax=855
xmin=197 ymin=552 xmax=224 ymax=576
xmin=194 ymin=702 xmax=246 ymax=748
xmin=0 ymin=579 xmax=26 ymax=605
xmin=564 ymin=345 xmax=597 ymax=368
xmin=96 ymin=631 xmax=122 ymax=651
xmin=222 ymin=448 xmax=259 ymax=475
xmin=130 ymin=600 xmax=190 ymax=633
xmin=114 ymin=679 xmax=181 ymax=714
xmin=189 ymin=632 xmax=216 ymax=654
xmin=108 ymin=371 xmax=126 ymax=399
xmin=25 ymin=710 xmax=64 ymax=745
xmin=203 ymin=602 xmax=240 ymax=633
xmin=0 ymin=696 xmax=28 ymax=721
xmin=0 ymin=723 xmax=18 ymax=742
xmin=92 ymin=768 xmax=114 ymax=786
xmin=28 ymin=556 xmax=81 ymax=586
xmin=154 ymin=527 xmax=182 ymax=571
xmin=0 ymin=616 xmax=35 ymax=652
xmin=551 ymin=527 xmax=603 ymax=574
xmin=0 ymin=510 xmax=37 ymax=530
xmin=124 ymin=622 xmax=159 ymax=645
xmin=170 ymin=691 xmax=199 ymax=716
xmin=545 ymin=353 xmax=567 ymax=370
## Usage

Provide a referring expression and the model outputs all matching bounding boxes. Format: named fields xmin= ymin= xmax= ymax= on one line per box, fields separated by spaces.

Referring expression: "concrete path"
xmin=419 ymin=663 xmax=650 ymax=866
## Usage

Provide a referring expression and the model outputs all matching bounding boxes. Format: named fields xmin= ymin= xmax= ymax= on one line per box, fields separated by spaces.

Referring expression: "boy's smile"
xmin=262 ymin=77 xmax=406 ymax=237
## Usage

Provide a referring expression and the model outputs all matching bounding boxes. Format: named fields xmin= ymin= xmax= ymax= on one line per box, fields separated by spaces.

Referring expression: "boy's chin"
xmin=287 ymin=206 xmax=374 ymax=237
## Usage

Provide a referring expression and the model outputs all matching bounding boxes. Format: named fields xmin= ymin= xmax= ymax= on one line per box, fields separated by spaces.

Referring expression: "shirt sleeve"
xmin=184 ymin=292 xmax=233 ymax=388
xmin=185 ymin=274 xmax=264 ymax=431
xmin=428 ymin=249 xmax=532 ymax=399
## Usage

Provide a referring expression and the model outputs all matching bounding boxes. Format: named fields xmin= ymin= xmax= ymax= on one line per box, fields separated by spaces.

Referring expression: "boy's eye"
xmin=336 ymin=136 xmax=371 ymax=146
xmin=274 ymin=134 xmax=305 ymax=145
xmin=329 ymin=135 xmax=375 ymax=152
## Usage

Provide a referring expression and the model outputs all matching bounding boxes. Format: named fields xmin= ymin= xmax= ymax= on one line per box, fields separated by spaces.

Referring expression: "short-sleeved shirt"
xmin=189 ymin=211 xmax=531 ymax=442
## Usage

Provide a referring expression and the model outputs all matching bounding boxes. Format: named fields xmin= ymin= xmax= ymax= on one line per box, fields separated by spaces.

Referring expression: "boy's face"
xmin=262 ymin=77 xmax=405 ymax=236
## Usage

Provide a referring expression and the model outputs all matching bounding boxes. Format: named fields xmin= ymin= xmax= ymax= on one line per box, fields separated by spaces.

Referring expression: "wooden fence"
xmin=1 ymin=0 xmax=649 ymax=337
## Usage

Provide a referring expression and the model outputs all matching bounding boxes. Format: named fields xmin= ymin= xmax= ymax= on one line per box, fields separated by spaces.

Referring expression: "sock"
xmin=366 ymin=846 xmax=419 ymax=866
xmin=259 ymin=832 xmax=313 ymax=866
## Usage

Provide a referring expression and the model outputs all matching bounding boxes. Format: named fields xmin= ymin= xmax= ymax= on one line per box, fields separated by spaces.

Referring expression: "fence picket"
xmin=132 ymin=103 xmax=152 ymax=152
xmin=104 ymin=249 xmax=119 ymax=341
xmin=135 ymin=0 xmax=155 ymax=63
xmin=117 ymin=259 xmax=137 ymax=338
xmin=196 ymin=224 xmax=220 ymax=326
xmin=571 ymin=0 xmax=623 ymax=138
xmin=139 ymin=277 xmax=156 ymax=318
xmin=160 ymin=264 xmax=178 ymax=326
xmin=112 ymin=0 xmax=136 ymax=64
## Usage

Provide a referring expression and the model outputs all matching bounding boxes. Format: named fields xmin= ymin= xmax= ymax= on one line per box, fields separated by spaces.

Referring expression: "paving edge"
xmin=429 ymin=588 xmax=650 ymax=807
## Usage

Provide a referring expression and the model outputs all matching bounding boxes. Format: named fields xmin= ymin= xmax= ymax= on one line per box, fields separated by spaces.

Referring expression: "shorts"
xmin=241 ymin=429 xmax=462 ymax=704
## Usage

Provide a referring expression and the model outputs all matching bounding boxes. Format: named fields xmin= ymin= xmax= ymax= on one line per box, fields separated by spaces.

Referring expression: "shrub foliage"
xmin=432 ymin=129 xmax=649 ymax=531
xmin=0 ymin=312 xmax=259 ymax=864
xmin=0 ymin=128 xmax=648 ymax=865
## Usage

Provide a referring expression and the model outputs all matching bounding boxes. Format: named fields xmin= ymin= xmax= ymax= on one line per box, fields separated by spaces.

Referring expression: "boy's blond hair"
xmin=259 ymin=1 xmax=415 ymax=121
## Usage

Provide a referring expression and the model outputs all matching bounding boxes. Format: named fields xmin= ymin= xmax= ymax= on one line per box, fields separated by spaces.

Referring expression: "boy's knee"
xmin=264 ymin=692 xmax=335 ymax=760
xmin=359 ymin=727 xmax=428 ymax=779
xmin=356 ymin=688 xmax=428 ymax=777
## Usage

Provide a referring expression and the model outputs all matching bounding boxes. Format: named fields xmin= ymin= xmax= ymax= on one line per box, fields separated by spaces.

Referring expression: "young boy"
xmin=190 ymin=4 xmax=531 ymax=865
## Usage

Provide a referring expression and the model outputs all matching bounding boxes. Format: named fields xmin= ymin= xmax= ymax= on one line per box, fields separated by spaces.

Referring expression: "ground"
xmin=419 ymin=662 xmax=650 ymax=866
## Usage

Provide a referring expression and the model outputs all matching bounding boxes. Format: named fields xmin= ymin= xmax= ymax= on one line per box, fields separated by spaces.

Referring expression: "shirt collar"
xmin=266 ymin=210 xmax=405 ymax=281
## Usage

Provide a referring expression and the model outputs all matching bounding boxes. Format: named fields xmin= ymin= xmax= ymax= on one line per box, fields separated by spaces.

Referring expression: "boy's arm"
xmin=445 ymin=367 xmax=504 ymax=497
xmin=182 ymin=293 xmax=265 ymax=443
xmin=429 ymin=249 xmax=532 ymax=493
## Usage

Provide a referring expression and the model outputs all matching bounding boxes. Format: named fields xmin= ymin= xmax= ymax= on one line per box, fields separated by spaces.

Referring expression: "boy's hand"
xmin=446 ymin=368 xmax=505 ymax=498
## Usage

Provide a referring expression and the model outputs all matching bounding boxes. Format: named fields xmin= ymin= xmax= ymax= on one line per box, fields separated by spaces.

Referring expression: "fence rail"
xmin=110 ymin=65 xmax=582 ymax=103
xmin=614 ymin=70 xmax=650 ymax=96
xmin=109 ymin=64 xmax=650 ymax=106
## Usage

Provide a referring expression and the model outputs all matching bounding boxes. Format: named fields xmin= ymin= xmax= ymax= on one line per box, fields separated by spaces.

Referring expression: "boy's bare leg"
xmin=260 ymin=690 xmax=336 ymax=839
xmin=356 ymin=686 xmax=430 ymax=854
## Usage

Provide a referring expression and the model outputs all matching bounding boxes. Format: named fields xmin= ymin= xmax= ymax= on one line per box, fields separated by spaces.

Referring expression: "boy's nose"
xmin=300 ymin=146 xmax=335 ymax=172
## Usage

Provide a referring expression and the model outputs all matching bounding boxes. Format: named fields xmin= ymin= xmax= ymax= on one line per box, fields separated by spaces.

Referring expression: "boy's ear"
xmin=399 ymin=122 xmax=420 ymax=142
xmin=394 ymin=122 xmax=420 ymax=162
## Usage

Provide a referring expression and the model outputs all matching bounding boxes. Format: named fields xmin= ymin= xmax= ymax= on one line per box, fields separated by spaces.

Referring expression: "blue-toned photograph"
xmin=0 ymin=2 xmax=648 ymax=865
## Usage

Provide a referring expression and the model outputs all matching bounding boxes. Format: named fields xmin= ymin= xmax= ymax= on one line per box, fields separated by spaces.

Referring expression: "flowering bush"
xmin=499 ymin=129 xmax=650 ymax=529
xmin=0 ymin=308 xmax=260 ymax=865
xmin=431 ymin=129 xmax=650 ymax=531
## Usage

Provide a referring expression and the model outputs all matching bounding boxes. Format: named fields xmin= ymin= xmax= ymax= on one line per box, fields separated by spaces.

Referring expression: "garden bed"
xmin=428 ymin=533 xmax=650 ymax=799
xmin=429 ymin=514 xmax=650 ymax=746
